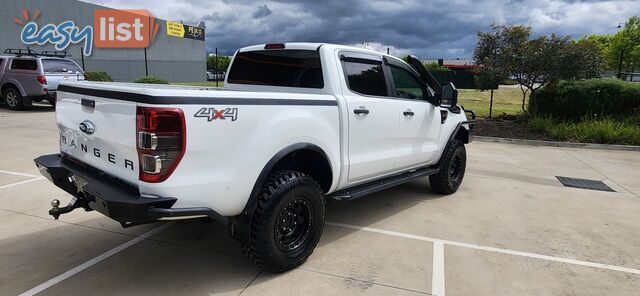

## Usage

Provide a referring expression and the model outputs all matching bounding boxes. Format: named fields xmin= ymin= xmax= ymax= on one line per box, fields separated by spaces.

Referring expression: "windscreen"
xmin=227 ymin=50 xmax=324 ymax=88
xmin=42 ymin=59 xmax=82 ymax=73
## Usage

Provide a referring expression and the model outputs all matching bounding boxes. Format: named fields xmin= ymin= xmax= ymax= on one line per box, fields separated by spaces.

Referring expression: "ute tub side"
xmin=135 ymin=91 xmax=341 ymax=217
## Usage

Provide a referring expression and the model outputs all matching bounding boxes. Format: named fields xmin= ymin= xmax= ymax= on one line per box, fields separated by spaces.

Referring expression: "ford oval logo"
xmin=79 ymin=120 xmax=95 ymax=135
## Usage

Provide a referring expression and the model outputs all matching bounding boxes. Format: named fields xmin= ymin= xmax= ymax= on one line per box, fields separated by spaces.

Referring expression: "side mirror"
xmin=440 ymin=82 xmax=458 ymax=108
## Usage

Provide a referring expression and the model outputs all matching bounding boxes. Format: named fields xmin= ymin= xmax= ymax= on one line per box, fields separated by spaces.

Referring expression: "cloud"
xmin=81 ymin=0 xmax=640 ymax=58
xmin=252 ymin=4 xmax=272 ymax=19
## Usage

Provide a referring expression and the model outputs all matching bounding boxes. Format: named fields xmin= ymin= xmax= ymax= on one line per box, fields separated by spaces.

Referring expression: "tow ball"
xmin=49 ymin=196 xmax=86 ymax=220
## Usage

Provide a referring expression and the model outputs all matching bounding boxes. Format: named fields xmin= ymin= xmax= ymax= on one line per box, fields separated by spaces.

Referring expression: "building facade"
xmin=0 ymin=0 xmax=205 ymax=82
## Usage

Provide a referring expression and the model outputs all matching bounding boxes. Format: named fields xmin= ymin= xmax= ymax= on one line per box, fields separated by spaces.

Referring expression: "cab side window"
xmin=390 ymin=66 xmax=425 ymax=100
xmin=343 ymin=60 xmax=388 ymax=97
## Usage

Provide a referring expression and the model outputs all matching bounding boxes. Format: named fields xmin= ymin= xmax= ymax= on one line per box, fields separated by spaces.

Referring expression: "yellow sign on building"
xmin=166 ymin=21 xmax=205 ymax=41
xmin=166 ymin=21 xmax=185 ymax=38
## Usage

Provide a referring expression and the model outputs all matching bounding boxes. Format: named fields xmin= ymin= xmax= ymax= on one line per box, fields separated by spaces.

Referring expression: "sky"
xmin=81 ymin=0 xmax=639 ymax=58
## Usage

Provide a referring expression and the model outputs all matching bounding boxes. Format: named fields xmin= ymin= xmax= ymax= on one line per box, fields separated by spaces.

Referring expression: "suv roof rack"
xmin=4 ymin=48 xmax=37 ymax=57
xmin=40 ymin=50 xmax=71 ymax=58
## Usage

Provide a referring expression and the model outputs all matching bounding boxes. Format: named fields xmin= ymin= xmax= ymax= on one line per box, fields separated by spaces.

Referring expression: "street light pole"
xmin=616 ymin=21 xmax=625 ymax=80
xmin=215 ymin=48 xmax=218 ymax=87
xmin=617 ymin=49 xmax=625 ymax=80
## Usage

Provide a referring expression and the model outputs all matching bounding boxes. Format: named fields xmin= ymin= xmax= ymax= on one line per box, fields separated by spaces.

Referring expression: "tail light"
xmin=136 ymin=106 xmax=186 ymax=183
xmin=36 ymin=75 xmax=47 ymax=85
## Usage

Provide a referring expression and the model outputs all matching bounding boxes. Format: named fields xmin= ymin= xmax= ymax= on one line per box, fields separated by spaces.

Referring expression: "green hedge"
xmin=84 ymin=71 xmax=113 ymax=82
xmin=530 ymin=79 xmax=640 ymax=121
xmin=134 ymin=76 xmax=169 ymax=84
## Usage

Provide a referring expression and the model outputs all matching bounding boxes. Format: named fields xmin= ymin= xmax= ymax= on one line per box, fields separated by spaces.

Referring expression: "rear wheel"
xmin=429 ymin=139 xmax=466 ymax=194
xmin=243 ymin=170 xmax=325 ymax=272
xmin=3 ymin=88 xmax=23 ymax=110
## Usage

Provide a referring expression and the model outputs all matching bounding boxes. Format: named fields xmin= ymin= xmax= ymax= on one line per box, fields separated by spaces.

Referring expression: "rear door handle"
xmin=403 ymin=111 xmax=414 ymax=116
xmin=354 ymin=108 xmax=370 ymax=115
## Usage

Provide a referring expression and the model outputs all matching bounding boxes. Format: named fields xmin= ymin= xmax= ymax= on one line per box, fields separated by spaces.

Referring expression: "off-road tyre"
xmin=3 ymin=87 xmax=24 ymax=110
xmin=243 ymin=170 xmax=325 ymax=272
xmin=429 ymin=139 xmax=466 ymax=194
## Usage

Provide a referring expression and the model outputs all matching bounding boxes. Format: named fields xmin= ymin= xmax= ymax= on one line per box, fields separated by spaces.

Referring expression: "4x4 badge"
xmin=79 ymin=120 xmax=95 ymax=134
xmin=194 ymin=107 xmax=238 ymax=122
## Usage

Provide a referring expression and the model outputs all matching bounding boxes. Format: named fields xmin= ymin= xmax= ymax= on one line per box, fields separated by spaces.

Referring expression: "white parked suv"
xmin=35 ymin=43 xmax=475 ymax=272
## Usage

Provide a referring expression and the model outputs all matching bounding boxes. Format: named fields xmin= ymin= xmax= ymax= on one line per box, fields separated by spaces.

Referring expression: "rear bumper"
xmin=34 ymin=154 xmax=227 ymax=226
xmin=26 ymin=91 xmax=56 ymax=103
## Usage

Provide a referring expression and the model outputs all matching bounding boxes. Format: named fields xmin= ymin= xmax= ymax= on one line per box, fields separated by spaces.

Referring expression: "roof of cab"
xmin=237 ymin=42 xmax=406 ymax=64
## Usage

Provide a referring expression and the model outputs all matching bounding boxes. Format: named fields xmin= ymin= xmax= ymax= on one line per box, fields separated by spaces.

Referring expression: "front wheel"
xmin=243 ymin=170 xmax=325 ymax=272
xmin=429 ymin=139 xmax=467 ymax=194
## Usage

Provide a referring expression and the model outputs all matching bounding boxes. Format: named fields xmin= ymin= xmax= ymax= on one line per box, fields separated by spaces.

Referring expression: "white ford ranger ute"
xmin=34 ymin=43 xmax=475 ymax=272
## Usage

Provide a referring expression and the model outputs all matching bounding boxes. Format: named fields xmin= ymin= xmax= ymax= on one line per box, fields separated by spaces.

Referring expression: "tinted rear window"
xmin=227 ymin=50 xmax=323 ymax=88
xmin=42 ymin=59 xmax=82 ymax=73
xmin=10 ymin=59 xmax=37 ymax=70
xmin=343 ymin=61 xmax=388 ymax=97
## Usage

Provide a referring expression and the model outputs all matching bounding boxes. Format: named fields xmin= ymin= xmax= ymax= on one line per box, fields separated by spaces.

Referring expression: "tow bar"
xmin=49 ymin=195 xmax=90 ymax=220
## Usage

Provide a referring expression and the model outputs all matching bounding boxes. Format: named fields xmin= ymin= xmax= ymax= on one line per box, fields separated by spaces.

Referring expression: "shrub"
xmin=549 ymin=123 xmax=575 ymax=141
xmin=623 ymin=113 xmax=640 ymax=126
xmin=528 ymin=115 xmax=554 ymax=133
xmin=84 ymin=71 xmax=113 ymax=82
xmin=134 ymin=76 xmax=169 ymax=84
xmin=529 ymin=115 xmax=640 ymax=145
xmin=530 ymin=78 xmax=640 ymax=121
xmin=572 ymin=118 xmax=636 ymax=144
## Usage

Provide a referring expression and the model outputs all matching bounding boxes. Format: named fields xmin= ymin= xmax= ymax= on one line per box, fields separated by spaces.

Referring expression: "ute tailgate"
xmin=56 ymin=85 xmax=139 ymax=185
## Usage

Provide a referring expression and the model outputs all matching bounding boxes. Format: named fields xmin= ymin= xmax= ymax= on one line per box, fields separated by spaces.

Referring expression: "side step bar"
xmin=329 ymin=166 xmax=440 ymax=201
xmin=148 ymin=207 xmax=228 ymax=224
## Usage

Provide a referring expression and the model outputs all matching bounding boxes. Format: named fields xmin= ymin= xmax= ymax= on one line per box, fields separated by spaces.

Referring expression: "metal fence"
xmin=430 ymin=69 xmax=526 ymax=117
xmin=458 ymin=85 xmax=529 ymax=118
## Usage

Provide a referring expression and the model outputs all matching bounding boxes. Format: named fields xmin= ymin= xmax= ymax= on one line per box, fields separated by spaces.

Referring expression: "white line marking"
xmin=0 ymin=177 xmax=46 ymax=190
xmin=432 ymin=241 xmax=445 ymax=296
xmin=326 ymin=222 xmax=640 ymax=276
xmin=0 ymin=169 xmax=40 ymax=178
xmin=19 ymin=222 xmax=173 ymax=296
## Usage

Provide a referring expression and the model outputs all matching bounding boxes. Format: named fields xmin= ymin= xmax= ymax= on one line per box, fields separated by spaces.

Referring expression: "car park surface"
xmin=1 ymin=106 xmax=639 ymax=295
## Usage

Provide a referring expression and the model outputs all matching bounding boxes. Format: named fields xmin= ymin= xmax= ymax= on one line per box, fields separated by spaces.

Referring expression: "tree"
xmin=207 ymin=55 xmax=231 ymax=72
xmin=512 ymin=34 xmax=572 ymax=111
xmin=474 ymin=24 xmax=531 ymax=90
xmin=474 ymin=25 xmax=606 ymax=112
xmin=578 ymin=34 xmax=611 ymax=63
xmin=424 ymin=62 xmax=452 ymax=72
xmin=607 ymin=16 xmax=640 ymax=76
xmin=564 ymin=39 xmax=608 ymax=79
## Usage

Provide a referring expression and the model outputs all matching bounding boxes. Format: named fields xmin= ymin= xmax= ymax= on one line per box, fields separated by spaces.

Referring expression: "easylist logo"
xmin=94 ymin=9 xmax=159 ymax=48
xmin=17 ymin=8 xmax=159 ymax=56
